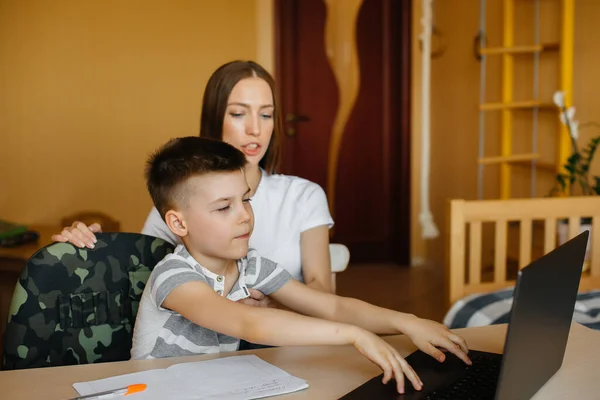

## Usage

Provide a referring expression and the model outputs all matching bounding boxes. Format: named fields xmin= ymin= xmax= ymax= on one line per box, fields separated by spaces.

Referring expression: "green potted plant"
xmin=551 ymin=91 xmax=600 ymax=197
xmin=551 ymin=90 xmax=600 ymax=271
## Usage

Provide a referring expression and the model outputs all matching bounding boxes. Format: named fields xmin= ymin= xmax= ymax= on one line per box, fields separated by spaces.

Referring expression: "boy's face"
xmin=172 ymin=169 xmax=254 ymax=262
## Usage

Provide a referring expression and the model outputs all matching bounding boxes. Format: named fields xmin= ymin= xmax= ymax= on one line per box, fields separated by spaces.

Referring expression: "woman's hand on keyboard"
xmin=402 ymin=317 xmax=472 ymax=365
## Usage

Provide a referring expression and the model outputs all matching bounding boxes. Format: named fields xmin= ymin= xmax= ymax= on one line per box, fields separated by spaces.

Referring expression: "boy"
xmin=131 ymin=137 xmax=471 ymax=394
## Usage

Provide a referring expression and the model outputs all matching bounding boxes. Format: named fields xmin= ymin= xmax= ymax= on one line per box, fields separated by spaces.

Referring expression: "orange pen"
xmin=70 ymin=383 xmax=147 ymax=399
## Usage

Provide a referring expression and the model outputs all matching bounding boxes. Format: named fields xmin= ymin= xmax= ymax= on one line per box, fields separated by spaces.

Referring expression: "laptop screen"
xmin=495 ymin=231 xmax=588 ymax=400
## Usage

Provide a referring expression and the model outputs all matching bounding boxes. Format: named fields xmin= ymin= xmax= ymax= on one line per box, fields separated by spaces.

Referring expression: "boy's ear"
xmin=165 ymin=210 xmax=187 ymax=237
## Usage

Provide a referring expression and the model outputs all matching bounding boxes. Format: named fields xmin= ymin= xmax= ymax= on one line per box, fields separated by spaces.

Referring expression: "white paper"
xmin=73 ymin=355 xmax=309 ymax=400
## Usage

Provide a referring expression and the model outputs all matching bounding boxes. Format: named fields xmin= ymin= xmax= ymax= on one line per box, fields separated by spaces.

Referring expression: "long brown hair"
xmin=200 ymin=60 xmax=282 ymax=174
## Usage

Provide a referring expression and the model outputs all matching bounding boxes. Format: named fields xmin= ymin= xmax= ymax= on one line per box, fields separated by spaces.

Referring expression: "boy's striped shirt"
xmin=131 ymin=244 xmax=292 ymax=359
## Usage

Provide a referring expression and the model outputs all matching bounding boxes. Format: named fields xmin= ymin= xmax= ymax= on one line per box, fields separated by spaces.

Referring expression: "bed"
xmin=443 ymin=287 xmax=600 ymax=330
xmin=443 ymin=197 xmax=600 ymax=331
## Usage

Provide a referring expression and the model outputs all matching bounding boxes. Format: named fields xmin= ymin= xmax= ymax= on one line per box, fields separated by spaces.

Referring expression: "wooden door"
xmin=274 ymin=0 xmax=411 ymax=264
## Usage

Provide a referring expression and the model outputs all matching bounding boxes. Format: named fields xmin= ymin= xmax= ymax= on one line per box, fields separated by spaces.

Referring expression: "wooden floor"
xmin=336 ymin=263 xmax=447 ymax=323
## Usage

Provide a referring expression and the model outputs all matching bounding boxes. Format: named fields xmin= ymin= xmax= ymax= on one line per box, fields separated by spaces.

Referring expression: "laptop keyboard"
xmin=424 ymin=352 xmax=502 ymax=400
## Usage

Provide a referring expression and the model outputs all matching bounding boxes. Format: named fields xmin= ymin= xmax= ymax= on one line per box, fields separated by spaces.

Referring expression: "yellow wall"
xmin=3 ymin=0 xmax=597 ymax=263
xmin=0 ymin=0 xmax=273 ymax=232
xmin=572 ymin=1 xmax=600 ymax=180
xmin=411 ymin=1 xmax=600 ymax=266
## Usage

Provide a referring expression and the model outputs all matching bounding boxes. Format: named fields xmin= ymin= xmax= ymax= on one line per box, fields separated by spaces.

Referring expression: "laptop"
xmin=340 ymin=230 xmax=589 ymax=400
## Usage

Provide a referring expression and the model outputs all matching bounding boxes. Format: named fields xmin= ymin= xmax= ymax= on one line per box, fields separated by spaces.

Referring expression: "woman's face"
xmin=222 ymin=77 xmax=275 ymax=166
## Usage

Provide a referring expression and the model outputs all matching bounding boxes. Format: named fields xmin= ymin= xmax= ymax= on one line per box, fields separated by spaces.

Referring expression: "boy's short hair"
xmin=145 ymin=136 xmax=247 ymax=219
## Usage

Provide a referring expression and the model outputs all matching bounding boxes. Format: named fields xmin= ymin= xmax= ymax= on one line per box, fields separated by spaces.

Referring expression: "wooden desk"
xmin=0 ymin=323 xmax=598 ymax=399
xmin=0 ymin=225 xmax=59 ymax=272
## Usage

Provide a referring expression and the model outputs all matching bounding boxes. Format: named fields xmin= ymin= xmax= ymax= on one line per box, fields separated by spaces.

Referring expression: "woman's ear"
xmin=165 ymin=210 xmax=187 ymax=237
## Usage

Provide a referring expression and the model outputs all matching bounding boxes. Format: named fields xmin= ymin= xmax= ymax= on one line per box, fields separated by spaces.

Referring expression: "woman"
xmin=52 ymin=60 xmax=335 ymax=302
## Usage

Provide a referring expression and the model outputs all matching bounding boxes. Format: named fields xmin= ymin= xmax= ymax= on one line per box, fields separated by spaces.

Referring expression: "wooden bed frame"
xmin=446 ymin=196 xmax=600 ymax=308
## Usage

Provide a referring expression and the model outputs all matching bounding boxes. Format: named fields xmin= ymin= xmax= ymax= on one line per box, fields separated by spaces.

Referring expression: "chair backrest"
xmin=330 ymin=243 xmax=350 ymax=292
xmin=446 ymin=196 xmax=600 ymax=307
xmin=1 ymin=233 xmax=174 ymax=370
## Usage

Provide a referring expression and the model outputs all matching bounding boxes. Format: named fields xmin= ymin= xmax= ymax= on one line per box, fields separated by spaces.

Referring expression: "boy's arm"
xmin=163 ymin=280 xmax=355 ymax=347
xmin=162 ymin=280 xmax=429 ymax=394
xmin=270 ymin=280 xmax=471 ymax=364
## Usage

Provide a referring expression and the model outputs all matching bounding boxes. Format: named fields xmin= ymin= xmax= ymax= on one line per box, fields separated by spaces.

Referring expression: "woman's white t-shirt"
xmin=141 ymin=170 xmax=334 ymax=282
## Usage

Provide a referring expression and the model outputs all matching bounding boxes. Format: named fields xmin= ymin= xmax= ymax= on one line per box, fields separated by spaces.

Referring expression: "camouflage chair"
xmin=1 ymin=233 xmax=174 ymax=370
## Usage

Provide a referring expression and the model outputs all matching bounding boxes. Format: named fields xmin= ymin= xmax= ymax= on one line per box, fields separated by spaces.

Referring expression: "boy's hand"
xmin=352 ymin=328 xmax=423 ymax=394
xmin=401 ymin=317 xmax=471 ymax=365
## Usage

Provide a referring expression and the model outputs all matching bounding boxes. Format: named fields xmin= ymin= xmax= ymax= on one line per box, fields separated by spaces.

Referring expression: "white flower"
xmin=553 ymin=91 xmax=565 ymax=108
xmin=559 ymin=106 xmax=576 ymax=125
xmin=567 ymin=106 xmax=576 ymax=121
xmin=570 ymin=120 xmax=579 ymax=140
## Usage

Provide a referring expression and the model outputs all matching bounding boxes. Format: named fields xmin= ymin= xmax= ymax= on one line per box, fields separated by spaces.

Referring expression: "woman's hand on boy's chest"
xmin=236 ymin=289 xmax=278 ymax=309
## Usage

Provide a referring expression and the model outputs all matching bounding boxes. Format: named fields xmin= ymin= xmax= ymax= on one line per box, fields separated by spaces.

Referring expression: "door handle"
xmin=284 ymin=113 xmax=310 ymax=137
xmin=286 ymin=113 xmax=310 ymax=123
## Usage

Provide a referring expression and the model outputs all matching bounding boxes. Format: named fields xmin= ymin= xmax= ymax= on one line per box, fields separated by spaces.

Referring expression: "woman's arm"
xmin=271 ymin=280 xmax=471 ymax=365
xmin=238 ymin=224 xmax=333 ymax=308
xmin=300 ymin=225 xmax=333 ymax=293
